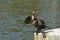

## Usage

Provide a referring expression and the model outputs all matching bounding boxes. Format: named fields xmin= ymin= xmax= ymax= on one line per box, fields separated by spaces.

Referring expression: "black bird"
xmin=24 ymin=16 xmax=46 ymax=32
xmin=24 ymin=10 xmax=51 ymax=38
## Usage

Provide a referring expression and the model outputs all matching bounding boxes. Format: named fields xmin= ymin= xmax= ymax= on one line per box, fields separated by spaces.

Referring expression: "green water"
xmin=0 ymin=0 xmax=60 ymax=40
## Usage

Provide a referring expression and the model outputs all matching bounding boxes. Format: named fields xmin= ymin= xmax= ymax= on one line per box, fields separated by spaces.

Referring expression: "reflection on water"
xmin=0 ymin=0 xmax=60 ymax=40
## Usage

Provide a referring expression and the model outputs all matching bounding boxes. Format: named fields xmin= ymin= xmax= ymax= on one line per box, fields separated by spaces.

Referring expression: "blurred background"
xmin=0 ymin=0 xmax=60 ymax=40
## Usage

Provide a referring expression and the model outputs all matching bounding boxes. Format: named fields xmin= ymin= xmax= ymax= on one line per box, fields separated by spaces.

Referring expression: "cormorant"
xmin=24 ymin=10 xmax=51 ymax=38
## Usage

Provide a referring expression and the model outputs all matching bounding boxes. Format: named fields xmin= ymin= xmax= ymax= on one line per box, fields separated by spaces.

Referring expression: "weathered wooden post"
xmin=34 ymin=33 xmax=38 ymax=40
xmin=34 ymin=28 xmax=60 ymax=40
xmin=38 ymin=33 xmax=43 ymax=40
xmin=34 ymin=33 xmax=44 ymax=40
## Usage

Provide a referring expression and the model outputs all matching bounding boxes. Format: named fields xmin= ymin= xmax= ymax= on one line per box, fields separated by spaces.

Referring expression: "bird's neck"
xmin=32 ymin=15 xmax=34 ymax=21
xmin=32 ymin=14 xmax=37 ymax=20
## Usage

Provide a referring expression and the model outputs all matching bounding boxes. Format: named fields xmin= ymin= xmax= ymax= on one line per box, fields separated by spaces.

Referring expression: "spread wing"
xmin=24 ymin=16 xmax=32 ymax=24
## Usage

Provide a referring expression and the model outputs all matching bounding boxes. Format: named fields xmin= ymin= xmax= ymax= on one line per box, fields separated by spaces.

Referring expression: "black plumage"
xmin=24 ymin=16 xmax=46 ymax=33
xmin=24 ymin=14 xmax=52 ymax=38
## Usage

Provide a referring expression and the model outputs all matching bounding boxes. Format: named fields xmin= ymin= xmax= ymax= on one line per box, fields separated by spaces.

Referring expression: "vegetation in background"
xmin=8 ymin=0 xmax=39 ymax=17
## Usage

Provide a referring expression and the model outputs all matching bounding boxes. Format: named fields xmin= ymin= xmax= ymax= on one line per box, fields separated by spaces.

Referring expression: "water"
xmin=0 ymin=0 xmax=60 ymax=40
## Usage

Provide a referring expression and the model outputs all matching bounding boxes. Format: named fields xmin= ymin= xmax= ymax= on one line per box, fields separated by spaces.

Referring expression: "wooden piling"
xmin=38 ymin=33 xmax=43 ymax=40
xmin=34 ymin=28 xmax=60 ymax=40
xmin=34 ymin=33 xmax=43 ymax=40
xmin=34 ymin=33 xmax=38 ymax=40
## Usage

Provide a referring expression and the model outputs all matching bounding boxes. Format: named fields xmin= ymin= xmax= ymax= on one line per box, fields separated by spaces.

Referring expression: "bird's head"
xmin=24 ymin=10 xmax=39 ymax=24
